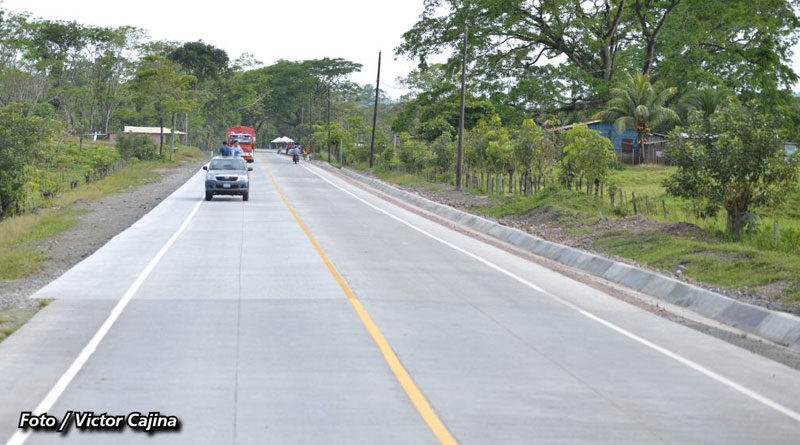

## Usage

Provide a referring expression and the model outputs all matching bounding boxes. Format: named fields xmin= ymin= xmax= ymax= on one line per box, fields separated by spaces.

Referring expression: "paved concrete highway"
xmin=2 ymin=152 xmax=800 ymax=444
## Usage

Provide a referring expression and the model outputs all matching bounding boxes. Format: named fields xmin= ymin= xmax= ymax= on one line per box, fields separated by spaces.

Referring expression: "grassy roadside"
xmin=342 ymin=162 xmax=800 ymax=308
xmin=0 ymin=145 xmax=205 ymax=342
xmin=0 ymin=145 xmax=205 ymax=280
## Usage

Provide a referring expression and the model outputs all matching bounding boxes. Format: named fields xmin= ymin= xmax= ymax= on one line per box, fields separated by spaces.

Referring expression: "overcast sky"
xmin=1 ymin=0 xmax=426 ymax=97
xmin=3 ymin=0 xmax=800 ymax=96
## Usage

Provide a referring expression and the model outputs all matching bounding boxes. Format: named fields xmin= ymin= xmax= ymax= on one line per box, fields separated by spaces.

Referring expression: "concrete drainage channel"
xmin=315 ymin=162 xmax=800 ymax=353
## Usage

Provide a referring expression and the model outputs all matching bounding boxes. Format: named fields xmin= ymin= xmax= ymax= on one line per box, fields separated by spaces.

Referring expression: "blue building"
xmin=553 ymin=120 xmax=668 ymax=165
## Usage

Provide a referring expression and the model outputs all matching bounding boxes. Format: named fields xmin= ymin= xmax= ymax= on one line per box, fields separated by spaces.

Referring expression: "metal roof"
xmin=123 ymin=126 xmax=186 ymax=135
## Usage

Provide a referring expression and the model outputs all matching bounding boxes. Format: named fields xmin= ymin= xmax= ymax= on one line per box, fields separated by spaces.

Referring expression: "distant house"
xmin=786 ymin=142 xmax=798 ymax=157
xmin=551 ymin=120 xmax=668 ymax=165
xmin=108 ymin=126 xmax=186 ymax=146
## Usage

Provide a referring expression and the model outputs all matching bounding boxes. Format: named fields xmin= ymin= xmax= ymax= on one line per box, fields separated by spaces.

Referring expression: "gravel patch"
xmin=0 ymin=159 xmax=205 ymax=311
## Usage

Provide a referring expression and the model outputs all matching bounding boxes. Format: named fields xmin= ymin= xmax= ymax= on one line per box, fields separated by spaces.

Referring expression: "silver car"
xmin=203 ymin=157 xmax=253 ymax=201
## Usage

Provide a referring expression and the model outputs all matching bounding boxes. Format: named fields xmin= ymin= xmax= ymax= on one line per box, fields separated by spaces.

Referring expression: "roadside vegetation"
xmin=0 ymin=138 xmax=204 ymax=281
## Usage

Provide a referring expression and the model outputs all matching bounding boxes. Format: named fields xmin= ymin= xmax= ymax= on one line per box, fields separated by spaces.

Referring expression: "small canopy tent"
xmin=270 ymin=136 xmax=295 ymax=151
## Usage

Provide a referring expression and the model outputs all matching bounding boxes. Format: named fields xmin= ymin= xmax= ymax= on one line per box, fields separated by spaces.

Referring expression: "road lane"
xmin=1 ymin=151 xmax=800 ymax=444
xmin=264 ymin=153 xmax=800 ymax=443
xmin=18 ymin=155 xmax=435 ymax=444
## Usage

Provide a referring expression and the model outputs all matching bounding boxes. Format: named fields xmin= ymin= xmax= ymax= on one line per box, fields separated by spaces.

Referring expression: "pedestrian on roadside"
xmin=231 ymin=141 xmax=244 ymax=158
xmin=219 ymin=141 xmax=232 ymax=157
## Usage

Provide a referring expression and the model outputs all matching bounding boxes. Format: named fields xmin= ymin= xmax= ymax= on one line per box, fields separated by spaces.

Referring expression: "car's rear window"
xmin=210 ymin=159 xmax=245 ymax=170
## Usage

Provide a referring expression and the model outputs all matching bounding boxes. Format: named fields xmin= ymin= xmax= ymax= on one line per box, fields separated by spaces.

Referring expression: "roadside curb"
xmin=317 ymin=162 xmax=800 ymax=352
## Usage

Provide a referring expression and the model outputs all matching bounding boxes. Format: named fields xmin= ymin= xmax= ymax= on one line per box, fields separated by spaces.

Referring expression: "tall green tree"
xmin=398 ymin=0 xmax=799 ymax=113
xmin=130 ymin=55 xmax=195 ymax=156
xmin=393 ymin=66 xmax=495 ymax=142
xmin=168 ymin=41 xmax=229 ymax=83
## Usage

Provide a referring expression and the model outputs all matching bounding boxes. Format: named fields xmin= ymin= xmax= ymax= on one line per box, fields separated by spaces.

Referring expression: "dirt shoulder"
xmin=0 ymin=159 xmax=204 ymax=312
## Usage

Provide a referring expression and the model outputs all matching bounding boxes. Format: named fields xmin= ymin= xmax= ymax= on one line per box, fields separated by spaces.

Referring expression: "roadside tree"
xmin=562 ymin=123 xmax=616 ymax=195
xmin=0 ymin=104 xmax=58 ymax=217
xmin=664 ymin=100 xmax=800 ymax=238
xmin=514 ymin=119 xmax=558 ymax=194
xmin=431 ymin=133 xmax=456 ymax=173
xmin=130 ymin=56 xmax=196 ymax=157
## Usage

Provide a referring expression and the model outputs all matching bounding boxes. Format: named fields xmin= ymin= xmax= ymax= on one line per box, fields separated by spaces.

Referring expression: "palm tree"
xmin=598 ymin=73 xmax=680 ymax=164
xmin=678 ymin=87 xmax=730 ymax=136
xmin=680 ymin=87 xmax=728 ymax=118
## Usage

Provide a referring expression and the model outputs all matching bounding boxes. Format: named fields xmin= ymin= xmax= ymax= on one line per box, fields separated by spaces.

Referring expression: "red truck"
xmin=227 ymin=126 xmax=256 ymax=163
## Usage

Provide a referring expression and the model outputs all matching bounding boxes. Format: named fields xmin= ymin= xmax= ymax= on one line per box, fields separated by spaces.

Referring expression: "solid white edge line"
xmin=6 ymin=199 xmax=204 ymax=445
xmin=299 ymin=161 xmax=800 ymax=424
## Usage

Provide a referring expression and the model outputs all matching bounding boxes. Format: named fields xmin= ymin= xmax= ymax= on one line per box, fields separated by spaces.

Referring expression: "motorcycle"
xmin=292 ymin=153 xmax=299 ymax=164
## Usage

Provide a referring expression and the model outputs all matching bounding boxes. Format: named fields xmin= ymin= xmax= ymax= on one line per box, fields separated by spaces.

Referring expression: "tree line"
xmin=380 ymin=0 xmax=800 ymax=239
xmin=0 ymin=7 xmax=396 ymax=217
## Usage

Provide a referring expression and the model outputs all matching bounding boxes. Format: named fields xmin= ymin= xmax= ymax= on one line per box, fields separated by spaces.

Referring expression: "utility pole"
xmin=456 ymin=25 xmax=468 ymax=190
xmin=170 ymin=113 xmax=176 ymax=161
xmin=369 ymin=51 xmax=382 ymax=168
xmin=327 ymin=83 xmax=331 ymax=162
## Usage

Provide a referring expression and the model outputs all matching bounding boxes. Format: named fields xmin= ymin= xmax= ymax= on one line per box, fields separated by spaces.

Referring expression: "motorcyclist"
xmin=291 ymin=145 xmax=300 ymax=164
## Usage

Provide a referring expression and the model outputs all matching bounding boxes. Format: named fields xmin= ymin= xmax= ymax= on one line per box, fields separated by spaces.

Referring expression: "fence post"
xmin=610 ymin=191 xmax=615 ymax=212
xmin=662 ymin=199 xmax=668 ymax=219
xmin=684 ymin=203 xmax=691 ymax=221
xmin=632 ymin=192 xmax=638 ymax=214
xmin=773 ymin=220 xmax=779 ymax=248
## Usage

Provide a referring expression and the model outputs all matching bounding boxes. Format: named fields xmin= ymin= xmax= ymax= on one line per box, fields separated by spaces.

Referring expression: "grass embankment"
xmin=370 ymin=164 xmax=800 ymax=304
xmin=0 ymin=142 xmax=205 ymax=342
xmin=0 ymin=142 xmax=205 ymax=281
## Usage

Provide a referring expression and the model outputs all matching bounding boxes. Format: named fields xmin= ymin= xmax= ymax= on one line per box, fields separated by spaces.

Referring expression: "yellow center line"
xmin=260 ymin=159 xmax=458 ymax=445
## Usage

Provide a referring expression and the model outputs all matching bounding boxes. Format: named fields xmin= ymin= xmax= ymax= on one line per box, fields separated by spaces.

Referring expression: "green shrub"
xmin=431 ymin=134 xmax=456 ymax=172
xmin=375 ymin=146 xmax=400 ymax=173
xmin=0 ymin=105 xmax=59 ymax=217
xmin=398 ymin=136 xmax=434 ymax=173
xmin=116 ymin=133 xmax=158 ymax=161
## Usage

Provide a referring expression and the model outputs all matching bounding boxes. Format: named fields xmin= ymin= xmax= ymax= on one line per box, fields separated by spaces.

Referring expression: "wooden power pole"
xmin=327 ymin=84 xmax=331 ymax=163
xmin=369 ymin=51 xmax=382 ymax=168
xmin=456 ymin=26 xmax=468 ymax=190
